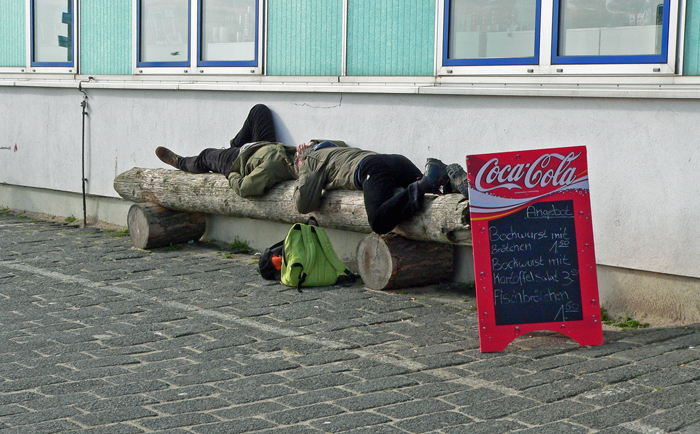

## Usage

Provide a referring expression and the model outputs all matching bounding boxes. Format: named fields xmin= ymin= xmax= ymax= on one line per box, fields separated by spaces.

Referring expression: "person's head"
xmin=294 ymin=141 xmax=317 ymax=173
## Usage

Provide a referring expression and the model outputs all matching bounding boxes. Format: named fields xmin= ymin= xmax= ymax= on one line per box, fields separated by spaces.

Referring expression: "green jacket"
xmin=228 ymin=142 xmax=297 ymax=197
xmin=294 ymin=147 xmax=376 ymax=214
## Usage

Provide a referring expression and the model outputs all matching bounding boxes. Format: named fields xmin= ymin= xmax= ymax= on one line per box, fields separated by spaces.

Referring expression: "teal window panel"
xmin=267 ymin=0 xmax=343 ymax=76
xmin=0 ymin=0 xmax=26 ymax=67
xmin=684 ymin=0 xmax=700 ymax=75
xmin=80 ymin=0 xmax=132 ymax=75
xmin=347 ymin=0 xmax=435 ymax=76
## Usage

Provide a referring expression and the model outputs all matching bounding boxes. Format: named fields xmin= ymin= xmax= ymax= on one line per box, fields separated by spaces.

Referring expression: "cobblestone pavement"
xmin=0 ymin=212 xmax=699 ymax=434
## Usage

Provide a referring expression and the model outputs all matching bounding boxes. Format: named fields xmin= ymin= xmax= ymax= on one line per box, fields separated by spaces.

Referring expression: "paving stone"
xmin=443 ymin=419 xmax=529 ymax=434
xmin=557 ymin=357 xmax=630 ymax=375
xmin=309 ymin=412 xmax=392 ymax=433
xmin=374 ymin=398 xmax=455 ymax=419
xmin=135 ymin=413 xmax=220 ymax=431
xmin=399 ymin=382 xmax=469 ymax=398
xmin=621 ymin=328 xmax=695 ymax=345
xmin=0 ymin=404 xmax=28 ymax=417
xmin=496 ymin=369 xmax=573 ymax=391
xmin=522 ymin=378 xmax=601 ymax=403
xmin=0 ymin=419 xmax=81 ymax=434
xmin=0 ymin=406 xmax=81 ymax=426
xmin=21 ymin=392 xmax=98 ymax=410
xmin=219 ymin=385 xmax=297 ymax=404
xmin=151 ymin=397 xmax=232 ymax=414
xmin=677 ymin=421 xmax=700 ymax=434
xmin=71 ymin=406 xmax=158 ymax=426
xmin=92 ymin=380 xmax=171 ymax=397
xmin=147 ymin=385 xmax=223 ymax=402
xmin=36 ymin=378 xmax=112 ymax=395
xmin=75 ymin=395 xmax=159 ymax=412
xmin=569 ymin=402 xmax=655 ymax=429
xmin=190 ymin=418 xmax=277 ymax=434
xmin=582 ymin=363 xmax=660 ymax=385
xmin=69 ymin=424 xmax=146 ymax=434
xmin=471 ymin=366 xmax=531 ymax=382
xmin=440 ymin=387 xmax=504 ymax=406
xmin=340 ymin=426 xmax=406 ymax=434
xmin=275 ymin=388 xmax=355 ymax=408
xmin=460 ymin=395 xmax=539 ymax=419
xmin=0 ymin=376 xmax=66 ymax=393
xmin=511 ymin=399 xmax=594 ymax=425
xmin=263 ymin=403 xmax=346 ymax=424
xmin=638 ymin=403 xmax=700 ymax=432
xmin=638 ymin=348 xmax=700 ymax=368
xmin=633 ymin=365 xmax=700 ymax=388
xmin=393 ymin=411 xmax=473 ymax=433
xmin=515 ymin=355 xmax=588 ymax=371
xmin=632 ymin=382 xmax=700 ymax=409
xmin=252 ymin=426 xmax=324 ymax=434
xmin=333 ymin=391 xmax=412 ymax=411
xmin=213 ymin=401 xmax=287 ymax=419
xmin=510 ymin=421 xmax=590 ymax=433
xmin=287 ymin=373 xmax=359 ymax=391
xmin=594 ymin=426 xmax=645 ymax=434
xmin=166 ymin=369 xmax=240 ymax=386
xmin=412 ymin=353 xmax=474 ymax=369
xmin=576 ymin=382 xmax=653 ymax=406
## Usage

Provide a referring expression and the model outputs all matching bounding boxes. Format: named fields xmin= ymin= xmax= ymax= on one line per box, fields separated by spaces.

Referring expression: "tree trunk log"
xmin=127 ymin=203 xmax=206 ymax=249
xmin=114 ymin=168 xmax=471 ymax=245
xmin=356 ymin=233 xmax=454 ymax=290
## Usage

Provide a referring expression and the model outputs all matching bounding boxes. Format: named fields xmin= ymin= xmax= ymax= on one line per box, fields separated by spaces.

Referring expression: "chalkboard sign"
xmin=467 ymin=146 xmax=603 ymax=352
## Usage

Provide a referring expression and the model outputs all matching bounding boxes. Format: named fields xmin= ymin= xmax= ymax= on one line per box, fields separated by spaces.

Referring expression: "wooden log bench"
xmin=114 ymin=168 xmax=472 ymax=289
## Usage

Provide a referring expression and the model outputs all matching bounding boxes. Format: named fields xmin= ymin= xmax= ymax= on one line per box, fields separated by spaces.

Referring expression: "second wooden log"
xmin=127 ymin=203 xmax=207 ymax=249
xmin=356 ymin=233 xmax=454 ymax=290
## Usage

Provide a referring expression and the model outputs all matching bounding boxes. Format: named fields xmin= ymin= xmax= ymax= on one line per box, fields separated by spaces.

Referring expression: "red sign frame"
xmin=466 ymin=146 xmax=603 ymax=352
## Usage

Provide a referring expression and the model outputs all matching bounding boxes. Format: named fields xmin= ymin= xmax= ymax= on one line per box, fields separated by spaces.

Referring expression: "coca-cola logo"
xmin=474 ymin=151 xmax=582 ymax=192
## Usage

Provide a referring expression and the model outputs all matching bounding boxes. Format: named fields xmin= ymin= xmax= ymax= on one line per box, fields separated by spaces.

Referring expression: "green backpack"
xmin=280 ymin=219 xmax=356 ymax=291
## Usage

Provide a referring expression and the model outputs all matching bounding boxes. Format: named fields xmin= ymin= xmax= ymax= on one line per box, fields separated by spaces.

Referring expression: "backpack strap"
xmin=287 ymin=223 xmax=306 ymax=292
xmin=309 ymin=225 xmax=353 ymax=278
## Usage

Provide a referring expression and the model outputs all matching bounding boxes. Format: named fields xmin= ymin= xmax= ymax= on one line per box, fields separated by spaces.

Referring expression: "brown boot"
xmin=156 ymin=147 xmax=181 ymax=169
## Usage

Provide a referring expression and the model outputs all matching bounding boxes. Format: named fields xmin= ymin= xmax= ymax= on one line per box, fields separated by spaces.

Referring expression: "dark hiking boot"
xmin=156 ymin=147 xmax=181 ymax=169
xmin=446 ymin=163 xmax=470 ymax=199
xmin=417 ymin=158 xmax=448 ymax=194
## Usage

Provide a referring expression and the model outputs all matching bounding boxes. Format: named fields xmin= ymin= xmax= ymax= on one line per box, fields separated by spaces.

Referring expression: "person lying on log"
xmin=155 ymin=104 xmax=304 ymax=198
xmin=292 ymin=143 xmax=469 ymax=235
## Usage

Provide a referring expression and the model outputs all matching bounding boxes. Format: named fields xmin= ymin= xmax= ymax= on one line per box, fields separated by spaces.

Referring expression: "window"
xmin=552 ymin=0 xmax=668 ymax=64
xmin=444 ymin=0 xmax=541 ymax=66
xmin=30 ymin=0 xmax=76 ymax=68
xmin=137 ymin=0 xmax=190 ymax=67
xmin=199 ymin=0 xmax=258 ymax=67
xmin=135 ymin=0 xmax=261 ymax=73
xmin=441 ymin=0 xmax=678 ymax=74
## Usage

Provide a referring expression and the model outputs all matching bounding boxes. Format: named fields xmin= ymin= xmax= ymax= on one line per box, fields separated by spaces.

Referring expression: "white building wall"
xmin=1 ymin=86 xmax=699 ymax=283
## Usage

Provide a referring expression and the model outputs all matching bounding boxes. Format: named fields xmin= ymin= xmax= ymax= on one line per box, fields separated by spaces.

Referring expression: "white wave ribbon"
xmin=469 ymin=177 xmax=589 ymax=215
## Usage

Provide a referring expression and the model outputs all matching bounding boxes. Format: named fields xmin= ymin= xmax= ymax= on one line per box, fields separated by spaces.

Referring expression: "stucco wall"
xmin=1 ymin=87 xmax=698 ymax=281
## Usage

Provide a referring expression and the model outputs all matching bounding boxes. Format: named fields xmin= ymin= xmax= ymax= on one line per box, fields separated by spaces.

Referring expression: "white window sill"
xmin=3 ymin=73 xmax=700 ymax=99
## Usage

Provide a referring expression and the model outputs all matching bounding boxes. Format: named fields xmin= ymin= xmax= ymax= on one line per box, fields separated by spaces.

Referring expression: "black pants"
xmin=177 ymin=104 xmax=277 ymax=178
xmin=358 ymin=154 xmax=423 ymax=234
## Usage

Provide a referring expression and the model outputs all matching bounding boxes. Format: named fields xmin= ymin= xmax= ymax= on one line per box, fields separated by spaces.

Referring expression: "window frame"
xmin=27 ymin=0 xmax=78 ymax=73
xmin=550 ymin=0 xmax=671 ymax=65
xmin=436 ymin=0 xmax=680 ymax=76
xmin=197 ymin=0 xmax=260 ymax=69
xmin=442 ymin=0 xmax=543 ymax=67
xmin=135 ymin=0 xmax=192 ymax=69
xmin=133 ymin=0 xmax=264 ymax=75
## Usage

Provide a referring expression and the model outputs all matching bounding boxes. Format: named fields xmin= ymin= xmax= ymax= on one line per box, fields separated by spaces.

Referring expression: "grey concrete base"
xmin=598 ymin=265 xmax=700 ymax=326
xmin=0 ymin=183 xmax=131 ymax=227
